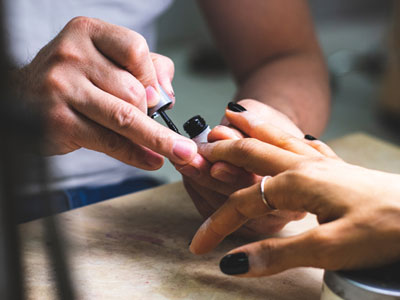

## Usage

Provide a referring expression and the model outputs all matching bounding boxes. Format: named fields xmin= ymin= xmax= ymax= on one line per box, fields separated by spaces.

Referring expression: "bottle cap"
xmin=183 ymin=115 xmax=208 ymax=139
xmin=147 ymin=85 xmax=173 ymax=118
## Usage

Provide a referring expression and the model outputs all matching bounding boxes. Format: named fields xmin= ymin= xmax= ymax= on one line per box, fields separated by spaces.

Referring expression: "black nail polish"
xmin=227 ymin=102 xmax=247 ymax=112
xmin=188 ymin=240 xmax=192 ymax=247
xmin=220 ymin=252 xmax=249 ymax=275
xmin=304 ymin=134 xmax=317 ymax=141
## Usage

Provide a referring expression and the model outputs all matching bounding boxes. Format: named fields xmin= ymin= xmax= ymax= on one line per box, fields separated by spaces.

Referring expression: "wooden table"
xmin=20 ymin=133 xmax=400 ymax=299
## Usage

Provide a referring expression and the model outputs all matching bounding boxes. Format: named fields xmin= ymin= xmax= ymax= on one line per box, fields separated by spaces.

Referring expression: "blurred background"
xmin=153 ymin=0 xmax=400 ymax=183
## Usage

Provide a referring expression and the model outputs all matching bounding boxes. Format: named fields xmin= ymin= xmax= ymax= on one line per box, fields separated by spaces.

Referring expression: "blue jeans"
xmin=18 ymin=177 xmax=163 ymax=223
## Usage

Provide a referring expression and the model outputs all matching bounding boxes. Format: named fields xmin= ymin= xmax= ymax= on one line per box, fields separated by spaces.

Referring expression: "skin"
xmin=13 ymin=4 xmax=328 ymax=234
xmin=176 ymin=0 xmax=330 ymax=234
xmin=190 ymin=110 xmax=400 ymax=277
xmin=197 ymin=0 xmax=330 ymax=135
xmin=14 ymin=17 xmax=197 ymax=170
xmin=176 ymin=101 xmax=307 ymax=236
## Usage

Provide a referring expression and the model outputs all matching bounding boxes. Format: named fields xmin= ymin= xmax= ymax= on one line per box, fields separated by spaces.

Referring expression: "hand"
xmin=16 ymin=17 xmax=196 ymax=169
xmin=176 ymin=100 xmax=307 ymax=236
xmin=189 ymin=121 xmax=400 ymax=276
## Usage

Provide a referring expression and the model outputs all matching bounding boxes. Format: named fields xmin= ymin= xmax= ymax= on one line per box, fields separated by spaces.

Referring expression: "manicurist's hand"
xmin=189 ymin=113 xmax=400 ymax=276
xmin=176 ymin=100 xmax=308 ymax=236
xmin=16 ymin=17 xmax=196 ymax=169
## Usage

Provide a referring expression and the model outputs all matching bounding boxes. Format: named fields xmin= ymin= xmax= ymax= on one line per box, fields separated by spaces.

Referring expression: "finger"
xmin=190 ymin=173 xmax=313 ymax=254
xmin=151 ymin=53 xmax=175 ymax=105
xmin=186 ymin=175 xmax=302 ymax=238
xmin=70 ymin=80 xmax=197 ymax=165
xmin=304 ymin=139 xmax=340 ymax=160
xmin=87 ymin=18 xmax=158 ymax=94
xmin=207 ymin=125 xmax=244 ymax=142
xmin=71 ymin=111 xmax=164 ymax=170
xmin=190 ymin=183 xmax=272 ymax=255
xmin=186 ymin=176 xmax=293 ymax=239
xmin=198 ymin=138 xmax=303 ymax=176
xmin=184 ymin=177 xmax=227 ymax=216
xmin=235 ymin=99 xmax=304 ymax=138
xmin=85 ymin=49 xmax=147 ymax=113
xmin=207 ymin=125 xmax=251 ymax=184
xmin=174 ymin=154 xmax=237 ymax=195
xmin=225 ymin=109 xmax=322 ymax=157
xmin=182 ymin=179 xmax=217 ymax=219
xmin=220 ymin=220 xmax=350 ymax=277
xmin=210 ymin=162 xmax=256 ymax=185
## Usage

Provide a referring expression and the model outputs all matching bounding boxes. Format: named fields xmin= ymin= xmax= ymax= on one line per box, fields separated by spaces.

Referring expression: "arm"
xmin=198 ymin=0 xmax=330 ymax=136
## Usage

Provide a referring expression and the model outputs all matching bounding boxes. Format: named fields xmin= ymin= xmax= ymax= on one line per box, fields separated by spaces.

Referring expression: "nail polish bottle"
xmin=148 ymin=85 xmax=180 ymax=134
xmin=322 ymin=261 xmax=400 ymax=300
xmin=183 ymin=115 xmax=211 ymax=144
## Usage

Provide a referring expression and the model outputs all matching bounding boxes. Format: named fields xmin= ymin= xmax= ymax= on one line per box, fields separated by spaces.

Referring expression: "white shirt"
xmin=4 ymin=0 xmax=173 ymax=190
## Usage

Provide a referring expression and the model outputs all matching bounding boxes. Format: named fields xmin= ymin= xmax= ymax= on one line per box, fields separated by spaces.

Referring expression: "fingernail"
xmin=146 ymin=86 xmax=160 ymax=107
xmin=304 ymin=134 xmax=317 ymax=141
xmin=188 ymin=240 xmax=192 ymax=246
xmin=220 ymin=252 xmax=249 ymax=275
xmin=178 ymin=165 xmax=200 ymax=178
xmin=173 ymin=140 xmax=197 ymax=162
xmin=227 ymin=102 xmax=247 ymax=112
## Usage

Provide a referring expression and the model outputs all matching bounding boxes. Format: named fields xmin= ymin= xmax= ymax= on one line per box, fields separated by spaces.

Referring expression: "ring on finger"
xmin=260 ymin=176 xmax=276 ymax=210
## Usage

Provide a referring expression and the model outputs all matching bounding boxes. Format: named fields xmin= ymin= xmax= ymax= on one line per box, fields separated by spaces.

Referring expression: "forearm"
xmin=197 ymin=0 xmax=330 ymax=136
xmin=234 ymin=50 xmax=330 ymax=136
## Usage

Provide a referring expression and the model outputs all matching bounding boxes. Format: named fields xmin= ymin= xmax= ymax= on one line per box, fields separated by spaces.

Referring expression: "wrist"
xmin=8 ymin=66 xmax=30 ymax=100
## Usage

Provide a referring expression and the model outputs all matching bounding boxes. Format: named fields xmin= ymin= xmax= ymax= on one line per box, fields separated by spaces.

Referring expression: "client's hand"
xmin=189 ymin=116 xmax=400 ymax=276
xmin=176 ymin=100 xmax=306 ymax=236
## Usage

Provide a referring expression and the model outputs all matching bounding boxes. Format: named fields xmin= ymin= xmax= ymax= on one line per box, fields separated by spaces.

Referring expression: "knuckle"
xmin=308 ymin=156 xmax=327 ymax=165
xmin=282 ymin=170 xmax=304 ymax=186
xmin=149 ymin=126 xmax=168 ymax=152
xmin=128 ymin=82 xmax=146 ymax=105
xmin=297 ymin=156 xmax=328 ymax=176
xmin=66 ymin=16 xmax=94 ymax=32
xmin=311 ymin=142 xmax=327 ymax=154
xmin=257 ymin=241 xmax=278 ymax=272
xmin=278 ymin=135 xmax=298 ymax=150
xmin=51 ymin=39 xmax=84 ymax=64
xmin=232 ymin=138 xmax=258 ymax=158
xmin=125 ymin=32 xmax=149 ymax=63
xmin=42 ymin=68 xmax=69 ymax=95
xmin=48 ymin=106 xmax=73 ymax=134
xmin=111 ymin=104 xmax=136 ymax=131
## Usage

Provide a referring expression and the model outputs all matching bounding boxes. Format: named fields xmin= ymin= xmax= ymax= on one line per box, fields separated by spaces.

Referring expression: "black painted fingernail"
xmin=227 ymin=102 xmax=247 ymax=112
xmin=220 ymin=252 xmax=249 ymax=275
xmin=304 ymin=134 xmax=317 ymax=141
xmin=188 ymin=240 xmax=192 ymax=247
